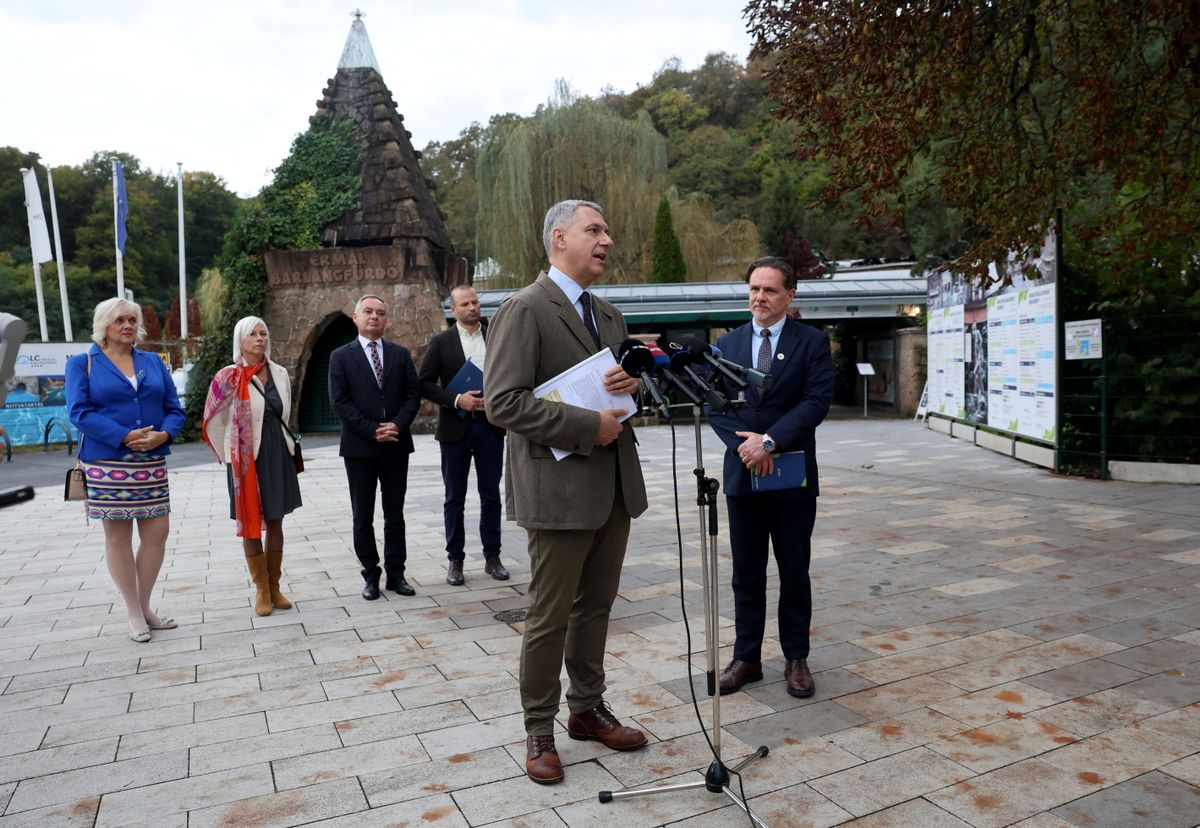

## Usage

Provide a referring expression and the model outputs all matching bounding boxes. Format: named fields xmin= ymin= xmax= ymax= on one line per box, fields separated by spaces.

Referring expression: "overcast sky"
xmin=2 ymin=1 xmax=754 ymax=197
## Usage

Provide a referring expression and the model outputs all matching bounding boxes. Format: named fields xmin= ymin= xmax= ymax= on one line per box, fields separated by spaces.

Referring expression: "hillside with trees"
xmin=0 ymin=148 xmax=240 ymax=340
xmin=2 ymin=47 xmax=998 ymax=330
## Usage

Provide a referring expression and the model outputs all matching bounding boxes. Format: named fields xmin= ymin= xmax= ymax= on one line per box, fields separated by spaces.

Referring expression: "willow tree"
xmin=477 ymin=84 xmax=668 ymax=284
xmin=673 ymin=192 xmax=763 ymax=281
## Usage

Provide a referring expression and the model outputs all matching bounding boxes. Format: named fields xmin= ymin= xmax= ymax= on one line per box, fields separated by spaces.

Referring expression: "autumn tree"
xmin=422 ymin=122 xmax=484 ymax=265
xmin=746 ymin=0 xmax=1200 ymax=289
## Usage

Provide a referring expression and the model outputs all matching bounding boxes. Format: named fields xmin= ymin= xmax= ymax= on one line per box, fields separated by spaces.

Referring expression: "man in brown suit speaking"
xmin=485 ymin=199 xmax=649 ymax=784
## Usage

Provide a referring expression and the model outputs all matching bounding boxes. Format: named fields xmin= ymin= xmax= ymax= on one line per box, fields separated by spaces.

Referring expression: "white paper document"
xmin=533 ymin=349 xmax=637 ymax=460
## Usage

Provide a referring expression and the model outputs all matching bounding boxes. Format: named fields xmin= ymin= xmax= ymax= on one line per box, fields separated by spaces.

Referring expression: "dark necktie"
xmin=579 ymin=291 xmax=601 ymax=350
xmin=756 ymin=328 xmax=773 ymax=373
xmin=368 ymin=340 xmax=383 ymax=387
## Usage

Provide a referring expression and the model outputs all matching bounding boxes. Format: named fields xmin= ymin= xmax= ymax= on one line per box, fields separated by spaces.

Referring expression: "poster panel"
xmin=926 ymin=234 xmax=1058 ymax=445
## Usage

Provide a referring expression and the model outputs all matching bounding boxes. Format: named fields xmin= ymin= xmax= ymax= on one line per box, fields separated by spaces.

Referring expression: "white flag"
xmin=22 ymin=168 xmax=53 ymax=264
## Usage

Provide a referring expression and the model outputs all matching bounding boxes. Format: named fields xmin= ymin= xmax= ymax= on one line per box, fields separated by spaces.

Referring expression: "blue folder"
xmin=750 ymin=451 xmax=807 ymax=492
xmin=446 ymin=359 xmax=484 ymax=418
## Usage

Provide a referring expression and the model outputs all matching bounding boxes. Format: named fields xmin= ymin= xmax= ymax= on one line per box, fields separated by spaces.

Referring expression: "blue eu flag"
xmin=115 ymin=160 xmax=128 ymax=255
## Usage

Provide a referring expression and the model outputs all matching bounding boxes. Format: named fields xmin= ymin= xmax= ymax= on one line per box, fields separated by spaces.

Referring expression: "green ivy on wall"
xmin=182 ymin=116 xmax=365 ymax=436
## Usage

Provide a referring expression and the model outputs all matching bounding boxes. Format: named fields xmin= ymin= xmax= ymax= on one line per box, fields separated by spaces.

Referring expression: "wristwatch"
xmin=761 ymin=434 xmax=776 ymax=454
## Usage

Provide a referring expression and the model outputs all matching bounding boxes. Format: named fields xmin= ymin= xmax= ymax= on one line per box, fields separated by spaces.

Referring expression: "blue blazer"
xmin=706 ymin=317 xmax=834 ymax=498
xmin=66 ymin=345 xmax=186 ymax=461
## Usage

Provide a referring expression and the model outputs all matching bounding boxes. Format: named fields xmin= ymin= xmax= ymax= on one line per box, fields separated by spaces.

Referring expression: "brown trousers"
xmin=519 ymin=492 xmax=631 ymax=735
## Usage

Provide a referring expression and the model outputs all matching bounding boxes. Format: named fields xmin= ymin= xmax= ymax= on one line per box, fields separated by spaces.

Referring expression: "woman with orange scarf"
xmin=203 ymin=316 xmax=302 ymax=615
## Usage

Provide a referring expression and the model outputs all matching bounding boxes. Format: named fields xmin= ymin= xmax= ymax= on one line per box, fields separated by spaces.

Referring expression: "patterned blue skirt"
xmin=82 ymin=452 xmax=170 ymax=520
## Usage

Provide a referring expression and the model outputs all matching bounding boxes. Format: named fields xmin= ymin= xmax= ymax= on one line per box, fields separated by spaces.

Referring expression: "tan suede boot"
xmin=245 ymin=553 xmax=273 ymax=616
xmin=266 ymin=549 xmax=292 ymax=610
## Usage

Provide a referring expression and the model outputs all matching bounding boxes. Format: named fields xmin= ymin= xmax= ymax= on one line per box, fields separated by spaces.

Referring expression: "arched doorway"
xmin=299 ymin=314 xmax=358 ymax=432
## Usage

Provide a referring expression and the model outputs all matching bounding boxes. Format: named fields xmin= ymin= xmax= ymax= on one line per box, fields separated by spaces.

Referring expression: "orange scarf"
xmin=203 ymin=362 xmax=264 ymax=539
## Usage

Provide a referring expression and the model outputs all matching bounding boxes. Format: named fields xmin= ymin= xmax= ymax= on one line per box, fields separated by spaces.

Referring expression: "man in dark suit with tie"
xmin=485 ymin=200 xmax=649 ymax=785
xmin=328 ymin=294 xmax=422 ymax=600
xmin=707 ymin=256 xmax=834 ymax=699
xmin=418 ymin=285 xmax=509 ymax=586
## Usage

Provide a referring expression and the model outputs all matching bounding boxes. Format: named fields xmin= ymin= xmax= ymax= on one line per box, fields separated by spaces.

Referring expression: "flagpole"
xmin=112 ymin=160 xmax=125 ymax=299
xmin=46 ymin=165 xmax=73 ymax=341
xmin=176 ymin=162 xmax=188 ymax=339
xmin=20 ymin=168 xmax=51 ymax=342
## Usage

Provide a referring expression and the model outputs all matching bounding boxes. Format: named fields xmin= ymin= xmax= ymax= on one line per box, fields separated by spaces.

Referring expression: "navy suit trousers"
xmin=726 ymin=495 xmax=817 ymax=662
xmin=439 ymin=416 xmax=504 ymax=560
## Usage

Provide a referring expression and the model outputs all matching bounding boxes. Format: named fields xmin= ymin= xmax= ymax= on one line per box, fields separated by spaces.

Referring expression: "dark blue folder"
xmin=446 ymin=359 xmax=484 ymax=418
xmin=750 ymin=451 xmax=807 ymax=492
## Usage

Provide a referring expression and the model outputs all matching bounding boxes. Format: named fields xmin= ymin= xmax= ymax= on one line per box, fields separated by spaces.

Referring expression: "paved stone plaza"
xmin=1 ymin=418 xmax=1198 ymax=827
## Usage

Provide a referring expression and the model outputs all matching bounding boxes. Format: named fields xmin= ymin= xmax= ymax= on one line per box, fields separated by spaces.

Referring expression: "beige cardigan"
xmin=206 ymin=361 xmax=296 ymax=462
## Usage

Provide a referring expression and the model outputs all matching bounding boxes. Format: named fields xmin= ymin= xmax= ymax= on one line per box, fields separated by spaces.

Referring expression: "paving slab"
xmin=2 ymin=418 xmax=1198 ymax=826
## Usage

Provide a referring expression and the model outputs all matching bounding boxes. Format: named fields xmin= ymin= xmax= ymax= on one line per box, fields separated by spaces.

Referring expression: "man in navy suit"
xmin=707 ymin=256 xmax=834 ymax=698
xmin=328 ymin=294 xmax=422 ymax=599
xmin=418 ymin=286 xmax=509 ymax=586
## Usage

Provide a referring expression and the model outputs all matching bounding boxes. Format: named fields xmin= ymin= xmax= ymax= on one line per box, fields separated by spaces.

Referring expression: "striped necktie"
xmin=368 ymin=340 xmax=383 ymax=387
xmin=756 ymin=328 xmax=773 ymax=373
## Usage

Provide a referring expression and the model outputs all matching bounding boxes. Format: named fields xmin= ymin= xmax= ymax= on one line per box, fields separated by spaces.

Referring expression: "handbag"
xmin=65 ymin=463 xmax=86 ymax=501
xmin=64 ymin=353 xmax=91 ymax=502
xmin=250 ymin=374 xmax=304 ymax=475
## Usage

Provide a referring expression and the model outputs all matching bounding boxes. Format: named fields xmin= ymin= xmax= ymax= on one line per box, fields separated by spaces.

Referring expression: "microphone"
xmin=647 ymin=343 xmax=702 ymax=408
xmin=685 ymin=340 xmax=747 ymax=390
xmin=684 ymin=339 xmax=773 ymax=390
xmin=667 ymin=342 xmax=730 ymax=412
xmin=618 ymin=339 xmax=671 ymax=419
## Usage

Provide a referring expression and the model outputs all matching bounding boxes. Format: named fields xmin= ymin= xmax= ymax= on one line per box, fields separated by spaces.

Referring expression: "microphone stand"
xmin=599 ymin=403 xmax=770 ymax=827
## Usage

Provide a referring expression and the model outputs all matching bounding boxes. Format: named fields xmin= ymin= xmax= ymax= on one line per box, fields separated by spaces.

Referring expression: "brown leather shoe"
xmin=525 ymin=735 xmax=563 ymax=784
xmin=786 ymin=658 xmax=815 ymax=698
xmin=718 ymin=659 xmax=763 ymax=695
xmin=446 ymin=560 xmax=464 ymax=586
xmin=484 ymin=556 xmax=510 ymax=581
xmin=567 ymin=702 xmax=648 ymax=751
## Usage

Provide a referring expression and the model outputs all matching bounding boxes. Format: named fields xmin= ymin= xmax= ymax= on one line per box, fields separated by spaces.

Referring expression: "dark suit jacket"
xmin=707 ymin=318 xmax=834 ymax=498
xmin=65 ymin=345 xmax=185 ymax=461
xmin=484 ymin=273 xmax=647 ymax=530
xmin=418 ymin=324 xmax=505 ymax=444
xmin=328 ymin=338 xmax=421 ymax=458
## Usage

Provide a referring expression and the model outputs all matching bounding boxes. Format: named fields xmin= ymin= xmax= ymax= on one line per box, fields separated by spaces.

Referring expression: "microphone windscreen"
xmin=669 ymin=349 xmax=694 ymax=372
xmin=619 ymin=343 xmax=654 ymax=375
xmin=684 ymin=338 xmax=712 ymax=358
xmin=617 ymin=338 xmax=642 ymax=359
xmin=648 ymin=344 xmax=671 ymax=372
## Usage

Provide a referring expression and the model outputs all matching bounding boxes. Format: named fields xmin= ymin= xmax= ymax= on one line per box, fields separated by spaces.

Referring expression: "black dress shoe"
xmin=484 ymin=557 xmax=510 ymax=581
xmin=446 ymin=560 xmax=464 ymax=586
xmin=385 ymin=577 xmax=415 ymax=596
xmin=361 ymin=579 xmax=381 ymax=601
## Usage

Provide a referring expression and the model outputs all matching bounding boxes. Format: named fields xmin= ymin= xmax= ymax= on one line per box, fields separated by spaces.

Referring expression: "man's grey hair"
xmin=90 ymin=297 xmax=146 ymax=346
xmin=542 ymin=200 xmax=604 ymax=256
xmin=354 ymin=294 xmax=388 ymax=315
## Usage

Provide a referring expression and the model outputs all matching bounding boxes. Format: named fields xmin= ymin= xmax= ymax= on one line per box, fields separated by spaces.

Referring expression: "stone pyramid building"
xmin=260 ymin=15 xmax=465 ymax=431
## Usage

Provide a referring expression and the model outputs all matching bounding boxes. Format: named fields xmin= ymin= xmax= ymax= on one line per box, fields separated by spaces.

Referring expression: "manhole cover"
xmin=494 ymin=609 xmax=527 ymax=623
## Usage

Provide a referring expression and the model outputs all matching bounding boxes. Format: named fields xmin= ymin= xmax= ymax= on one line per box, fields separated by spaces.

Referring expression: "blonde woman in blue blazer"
xmin=66 ymin=298 xmax=185 ymax=643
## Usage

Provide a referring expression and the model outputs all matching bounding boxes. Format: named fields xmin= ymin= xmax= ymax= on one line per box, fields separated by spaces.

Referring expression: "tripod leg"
xmin=599 ymin=776 xmax=708 ymax=803
xmin=728 ymin=745 xmax=769 ymax=774
xmin=721 ymin=785 xmax=771 ymax=828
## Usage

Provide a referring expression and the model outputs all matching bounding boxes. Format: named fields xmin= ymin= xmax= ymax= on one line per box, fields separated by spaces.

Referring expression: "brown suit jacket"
xmin=484 ymin=273 xmax=647 ymax=530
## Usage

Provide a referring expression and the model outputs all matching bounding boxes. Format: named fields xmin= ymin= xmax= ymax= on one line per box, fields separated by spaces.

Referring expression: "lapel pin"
xmin=776 ymin=353 xmax=785 ymax=360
